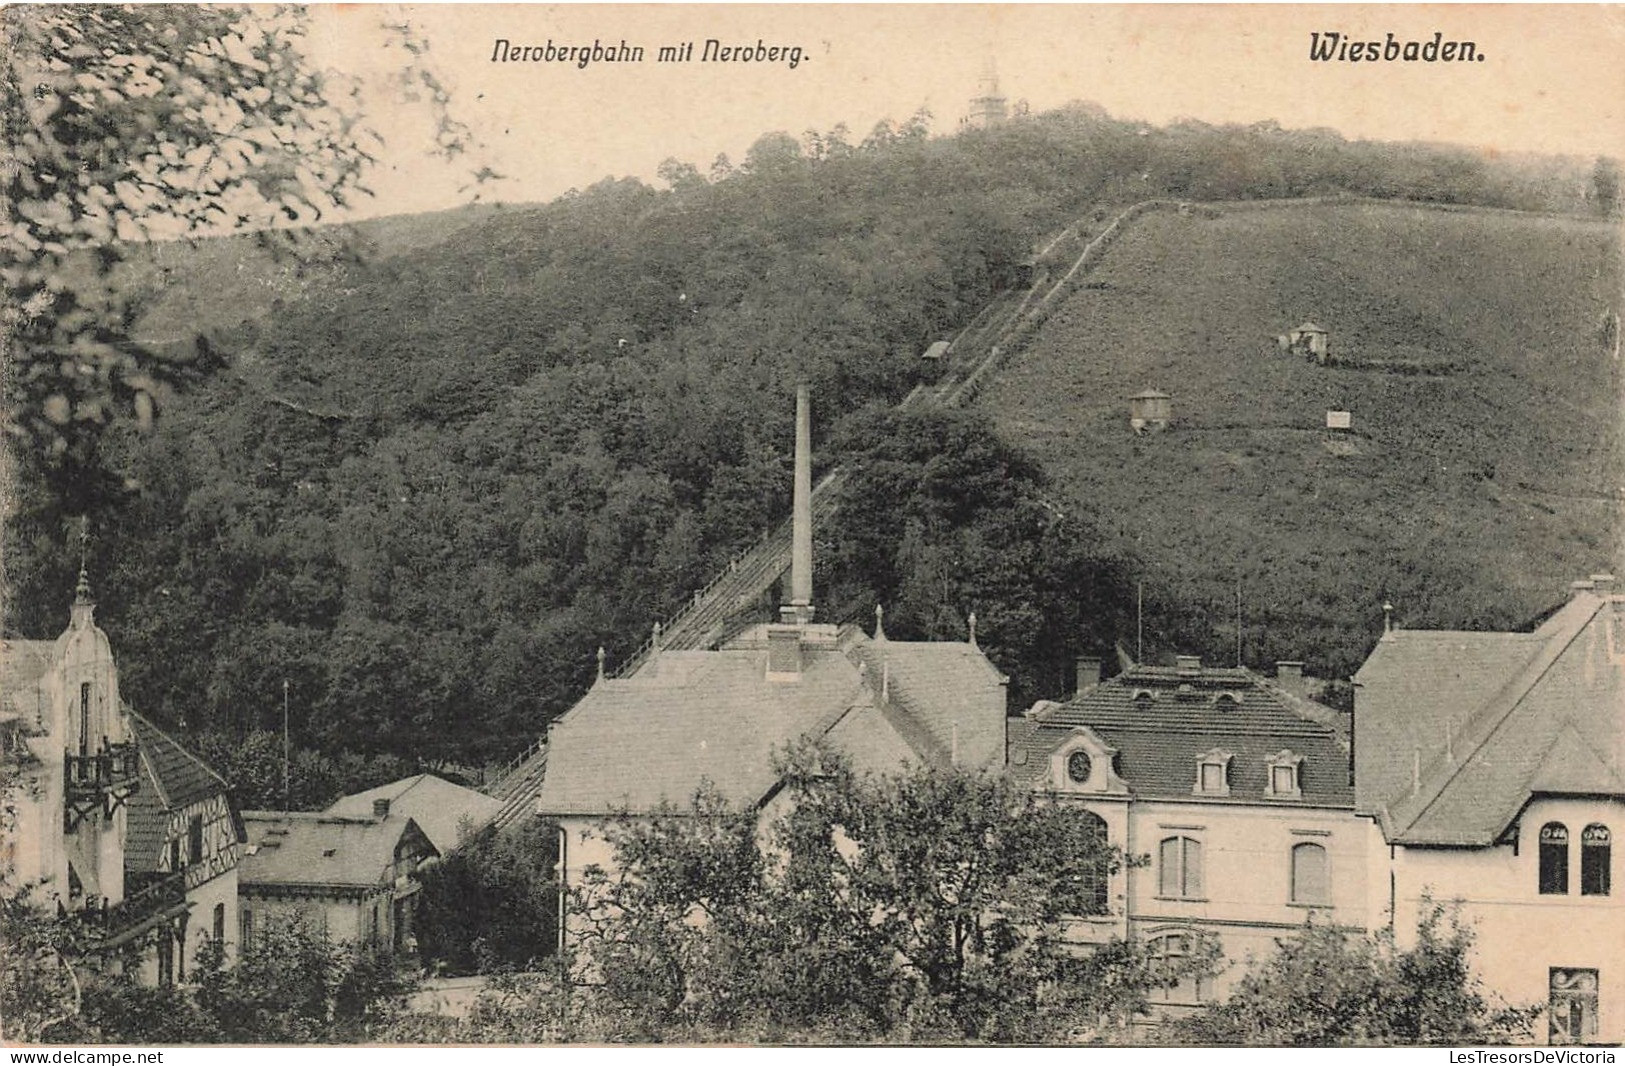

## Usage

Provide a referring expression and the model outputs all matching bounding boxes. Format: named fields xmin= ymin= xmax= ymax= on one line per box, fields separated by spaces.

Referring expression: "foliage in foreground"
xmin=560 ymin=748 xmax=1208 ymax=1043
xmin=1168 ymin=903 xmax=1541 ymax=1046
xmin=6 ymin=909 xmax=416 ymax=1045
xmin=414 ymin=816 xmax=560 ymax=976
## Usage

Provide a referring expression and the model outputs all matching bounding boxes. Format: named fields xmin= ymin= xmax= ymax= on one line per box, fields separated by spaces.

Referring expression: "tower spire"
xmin=75 ymin=516 xmax=93 ymax=605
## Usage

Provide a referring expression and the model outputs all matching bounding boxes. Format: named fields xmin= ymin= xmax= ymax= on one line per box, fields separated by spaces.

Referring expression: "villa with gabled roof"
xmin=1354 ymin=574 xmax=1625 ymax=1045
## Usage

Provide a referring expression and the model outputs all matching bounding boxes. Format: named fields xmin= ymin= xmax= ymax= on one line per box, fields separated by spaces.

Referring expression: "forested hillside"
xmin=6 ymin=102 xmax=1615 ymax=786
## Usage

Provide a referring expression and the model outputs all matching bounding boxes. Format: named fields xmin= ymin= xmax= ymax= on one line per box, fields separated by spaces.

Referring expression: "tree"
xmin=1592 ymin=156 xmax=1620 ymax=216
xmin=190 ymin=913 xmax=416 ymax=1043
xmin=568 ymin=746 xmax=1187 ymax=1043
xmin=414 ymin=817 xmax=560 ymax=976
xmin=1168 ymin=903 xmax=1540 ymax=1046
xmin=2 ymin=4 xmax=483 ymax=508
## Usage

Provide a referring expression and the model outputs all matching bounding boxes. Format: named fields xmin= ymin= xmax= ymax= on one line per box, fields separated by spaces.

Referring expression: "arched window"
xmin=1075 ymin=810 xmax=1110 ymax=913
xmin=1539 ymin=823 xmax=1569 ymax=895
xmin=1581 ymin=824 xmax=1611 ymax=896
xmin=1158 ymin=835 xmax=1204 ymax=898
xmin=1291 ymin=842 xmax=1330 ymax=904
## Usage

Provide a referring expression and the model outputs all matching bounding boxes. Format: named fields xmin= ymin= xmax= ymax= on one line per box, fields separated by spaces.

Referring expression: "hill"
xmin=977 ymin=201 xmax=1622 ymax=677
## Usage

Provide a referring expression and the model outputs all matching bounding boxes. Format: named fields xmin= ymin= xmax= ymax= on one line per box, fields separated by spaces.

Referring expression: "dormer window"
xmin=1052 ymin=728 xmax=1129 ymax=795
xmin=1194 ymin=749 xmax=1232 ymax=796
xmin=1132 ymin=689 xmax=1155 ymax=706
xmin=1213 ymin=692 xmax=1241 ymax=709
xmin=1266 ymin=750 xmax=1305 ymax=800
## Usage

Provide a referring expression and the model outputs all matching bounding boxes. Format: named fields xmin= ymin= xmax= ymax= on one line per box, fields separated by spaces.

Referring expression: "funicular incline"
xmin=477 ymin=199 xmax=1182 ymax=830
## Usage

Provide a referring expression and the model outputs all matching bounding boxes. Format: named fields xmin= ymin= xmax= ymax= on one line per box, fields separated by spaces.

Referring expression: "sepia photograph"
xmin=2 ymin=2 xmax=1623 ymax=1051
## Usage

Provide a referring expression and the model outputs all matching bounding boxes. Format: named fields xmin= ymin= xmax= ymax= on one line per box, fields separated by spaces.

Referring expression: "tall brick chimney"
xmin=783 ymin=383 xmax=815 ymax=626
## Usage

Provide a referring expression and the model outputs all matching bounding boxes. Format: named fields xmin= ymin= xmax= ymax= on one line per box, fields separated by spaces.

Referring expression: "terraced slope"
xmin=978 ymin=202 xmax=1621 ymax=674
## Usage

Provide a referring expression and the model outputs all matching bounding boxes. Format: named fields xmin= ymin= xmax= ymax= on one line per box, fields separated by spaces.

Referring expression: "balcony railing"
xmin=72 ymin=870 xmax=187 ymax=946
xmin=64 ymin=740 xmax=141 ymax=802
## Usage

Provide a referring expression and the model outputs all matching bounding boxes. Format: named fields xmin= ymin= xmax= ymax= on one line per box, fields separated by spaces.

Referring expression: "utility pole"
xmin=1136 ymin=581 xmax=1144 ymax=663
xmin=282 ymin=678 xmax=290 ymax=808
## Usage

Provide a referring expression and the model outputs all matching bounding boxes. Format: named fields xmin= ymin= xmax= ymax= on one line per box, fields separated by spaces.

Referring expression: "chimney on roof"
xmin=373 ymin=798 xmax=390 ymax=819
xmin=1275 ymin=660 xmax=1305 ymax=695
xmin=1075 ymin=655 xmax=1102 ymax=695
xmin=1589 ymin=573 xmax=1615 ymax=596
xmin=1570 ymin=579 xmax=1596 ymax=600
xmin=767 ymin=626 xmax=803 ymax=681
xmin=782 ymin=383 xmax=815 ymax=626
xmin=1175 ymin=654 xmax=1202 ymax=674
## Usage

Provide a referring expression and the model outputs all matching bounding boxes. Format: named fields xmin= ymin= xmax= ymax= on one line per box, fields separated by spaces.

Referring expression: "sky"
xmin=305 ymin=4 xmax=1625 ymax=220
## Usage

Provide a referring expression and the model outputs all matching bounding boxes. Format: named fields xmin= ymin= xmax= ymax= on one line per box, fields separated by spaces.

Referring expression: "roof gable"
xmin=1362 ymin=591 xmax=1625 ymax=845
xmin=325 ymin=774 xmax=502 ymax=854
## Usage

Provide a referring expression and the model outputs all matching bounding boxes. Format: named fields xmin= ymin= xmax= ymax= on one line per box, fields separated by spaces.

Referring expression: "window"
xmin=1291 ymin=842 xmax=1330 ymax=905
xmin=188 ymin=814 xmax=204 ymax=866
xmin=1549 ymin=968 xmax=1600 ymax=1045
xmin=241 ymin=908 xmax=254 ymax=944
xmin=1581 ymin=824 xmax=1611 ymax=896
xmin=1158 ymin=835 xmax=1204 ymax=898
xmin=1193 ymin=749 xmax=1231 ymax=796
xmin=1067 ymin=750 xmax=1093 ymax=784
xmin=1146 ymin=930 xmax=1212 ymax=1004
xmin=78 ymin=682 xmax=91 ymax=756
xmin=1075 ymin=810 xmax=1110 ymax=913
xmin=212 ymin=903 xmax=226 ymax=942
xmin=1540 ymin=823 xmax=1570 ymax=895
xmin=1265 ymin=750 xmax=1305 ymax=800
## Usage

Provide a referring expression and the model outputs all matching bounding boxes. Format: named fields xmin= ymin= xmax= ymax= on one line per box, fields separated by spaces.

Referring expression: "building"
xmin=1284 ymin=321 xmax=1330 ymax=362
xmin=239 ymin=806 xmax=437 ymax=956
xmin=536 ymin=386 xmax=1009 ymax=914
xmin=963 ymin=59 xmax=1008 ymax=130
xmin=1008 ymin=655 xmax=1362 ymax=1015
xmin=1353 ymin=575 xmax=1625 ymax=1045
xmin=1129 ymin=389 xmax=1172 ymax=434
xmin=1 ymin=569 xmax=242 ymax=985
xmin=325 ymin=774 xmax=501 ymax=855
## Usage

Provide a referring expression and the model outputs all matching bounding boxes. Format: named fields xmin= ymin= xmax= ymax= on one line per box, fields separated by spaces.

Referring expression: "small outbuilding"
xmin=1285 ymin=322 xmax=1329 ymax=362
xmin=1129 ymin=389 xmax=1172 ymax=434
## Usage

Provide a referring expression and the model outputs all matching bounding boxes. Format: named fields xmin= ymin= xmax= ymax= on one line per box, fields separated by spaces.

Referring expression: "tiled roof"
xmin=849 ymin=638 xmax=1006 ymax=765
xmin=325 ymin=774 xmax=502 ymax=854
xmin=535 ymin=638 xmax=869 ymax=816
xmin=125 ymin=712 xmax=235 ymax=873
xmin=535 ymin=624 xmax=1004 ymax=817
xmin=240 ymin=811 xmax=437 ymax=891
xmin=1012 ymin=664 xmax=1353 ymax=807
xmin=1356 ymin=590 xmax=1625 ymax=845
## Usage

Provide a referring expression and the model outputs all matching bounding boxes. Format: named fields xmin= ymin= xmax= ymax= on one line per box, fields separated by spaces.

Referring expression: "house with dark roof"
xmin=0 ymin=569 xmax=242 ymax=987
xmin=535 ymin=387 xmax=1009 ymax=927
xmin=1010 ymin=653 xmax=1362 ymax=1014
xmin=1353 ymin=575 xmax=1625 ymax=1045
xmin=239 ymin=808 xmax=437 ymax=956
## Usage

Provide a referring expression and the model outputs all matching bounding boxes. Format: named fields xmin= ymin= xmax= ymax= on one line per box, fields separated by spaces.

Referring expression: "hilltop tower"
xmin=965 ymin=58 xmax=1008 ymax=129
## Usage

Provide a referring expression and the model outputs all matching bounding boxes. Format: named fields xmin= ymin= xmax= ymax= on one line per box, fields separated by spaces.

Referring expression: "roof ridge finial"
xmin=968 ymin=610 xmax=978 ymax=648
xmin=75 ymin=516 xmax=94 ymax=606
xmin=596 ymin=645 xmax=607 ymax=683
xmin=1382 ymin=601 xmax=1394 ymax=637
xmin=874 ymin=603 xmax=887 ymax=641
